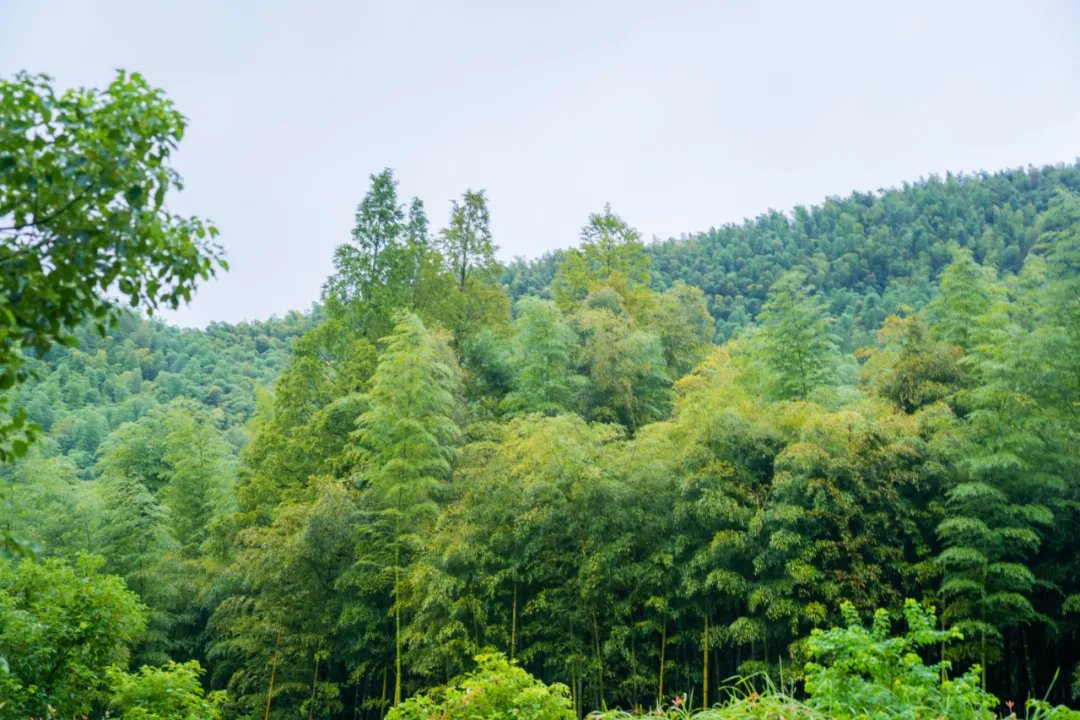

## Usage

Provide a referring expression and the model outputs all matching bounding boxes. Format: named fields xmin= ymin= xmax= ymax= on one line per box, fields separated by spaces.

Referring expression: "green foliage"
xmin=573 ymin=292 xmax=673 ymax=429
xmin=803 ymin=600 xmax=993 ymax=718
xmin=2 ymin=309 xmax=305 ymax=482
xmin=0 ymin=555 xmax=146 ymax=718
xmin=648 ymin=282 xmax=715 ymax=378
xmin=858 ymin=312 xmax=968 ymax=413
xmin=6 ymin=158 xmax=1080 ymax=718
xmin=440 ymin=189 xmax=497 ymax=291
xmin=591 ymin=601 xmax=1080 ymax=719
xmin=324 ymin=168 xmax=426 ymax=340
xmin=388 ymin=652 xmax=575 ymax=720
xmin=589 ymin=692 xmax=820 ymax=720
xmin=0 ymin=70 xmax=224 ymax=461
xmin=210 ymin=476 xmax=359 ymax=718
xmin=352 ymin=312 xmax=461 ymax=524
xmin=437 ymin=188 xmax=510 ymax=340
xmin=1 ymin=451 xmax=97 ymax=556
xmin=651 ymin=164 xmax=1079 ymax=341
xmin=754 ymin=269 xmax=839 ymax=401
xmin=107 ymin=661 xmax=222 ymax=720
xmin=502 ymin=297 xmax=584 ymax=415
xmin=924 ymin=246 xmax=1007 ymax=352
xmin=553 ymin=204 xmax=650 ymax=309
xmin=351 ymin=311 xmax=462 ymax=706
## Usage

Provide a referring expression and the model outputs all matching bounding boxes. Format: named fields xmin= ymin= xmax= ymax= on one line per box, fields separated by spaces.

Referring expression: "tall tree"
xmin=553 ymin=205 xmax=650 ymax=312
xmin=439 ymin=190 xmax=496 ymax=291
xmin=930 ymin=251 xmax=1055 ymax=685
xmin=858 ymin=312 xmax=968 ymax=414
xmin=350 ymin=312 xmax=461 ymax=706
xmin=95 ymin=468 xmax=178 ymax=666
xmin=323 ymin=169 xmax=409 ymax=339
xmin=404 ymin=196 xmax=429 ymax=247
xmin=502 ymin=297 xmax=583 ymax=416
xmin=755 ymin=269 xmax=839 ymax=401
xmin=436 ymin=190 xmax=508 ymax=340
xmin=924 ymin=247 xmax=1006 ymax=352
xmin=578 ymin=204 xmax=650 ymax=284
xmin=647 ymin=282 xmax=715 ymax=378
xmin=211 ymin=477 xmax=360 ymax=719
xmin=346 ymin=168 xmax=404 ymax=286
xmin=573 ymin=291 xmax=673 ymax=431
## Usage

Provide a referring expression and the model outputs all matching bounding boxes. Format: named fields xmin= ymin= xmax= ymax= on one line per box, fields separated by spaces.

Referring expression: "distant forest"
xmin=508 ymin=161 xmax=1080 ymax=342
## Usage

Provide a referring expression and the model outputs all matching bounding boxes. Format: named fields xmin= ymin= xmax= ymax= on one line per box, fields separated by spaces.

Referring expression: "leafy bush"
xmin=107 ymin=660 xmax=222 ymax=720
xmin=388 ymin=652 xmax=575 ymax=720
xmin=0 ymin=555 xmax=146 ymax=718
xmin=802 ymin=599 xmax=994 ymax=718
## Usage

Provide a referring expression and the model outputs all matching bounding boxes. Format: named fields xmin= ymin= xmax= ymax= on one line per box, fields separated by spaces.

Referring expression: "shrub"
xmin=802 ymin=598 xmax=995 ymax=718
xmin=388 ymin=652 xmax=575 ymax=720
xmin=107 ymin=660 xmax=222 ymax=720
xmin=0 ymin=555 xmax=146 ymax=718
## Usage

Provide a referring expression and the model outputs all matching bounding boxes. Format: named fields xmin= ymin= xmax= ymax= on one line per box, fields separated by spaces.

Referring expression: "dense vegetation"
xmin=393 ymin=601 xmax=1080 ymax=720
xmin=0 ymin=70 xmax=225 ymax=465
xmin=507 ymin=162 xmax=1080 ymax=345
xmin=3 ymin=71 xmax=1080 ymax=719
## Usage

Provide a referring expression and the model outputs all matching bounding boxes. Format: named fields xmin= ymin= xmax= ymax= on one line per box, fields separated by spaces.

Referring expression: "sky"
xmin=2 ymin=1 xmax=1079 ymax=327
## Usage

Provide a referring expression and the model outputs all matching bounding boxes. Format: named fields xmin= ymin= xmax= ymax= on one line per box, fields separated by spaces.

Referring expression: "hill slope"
xmin=506 ymin=161 xmax=1080 ymax=342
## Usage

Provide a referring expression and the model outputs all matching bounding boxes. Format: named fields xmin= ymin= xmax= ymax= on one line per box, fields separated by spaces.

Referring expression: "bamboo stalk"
xmin=264 ymin=630 xmax=281 ymax=720
xmin=702 ymin=614 xmax=709 ymax=709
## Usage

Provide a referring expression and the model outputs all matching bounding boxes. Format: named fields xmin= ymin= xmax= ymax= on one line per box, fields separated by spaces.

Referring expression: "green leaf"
xmin=124 ymin=184 xmax=144 ymax=206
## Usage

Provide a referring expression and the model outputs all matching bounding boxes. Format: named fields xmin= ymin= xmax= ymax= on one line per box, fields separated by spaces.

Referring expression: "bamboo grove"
xmin=3 ymin=164 xmax=1080 ymax=719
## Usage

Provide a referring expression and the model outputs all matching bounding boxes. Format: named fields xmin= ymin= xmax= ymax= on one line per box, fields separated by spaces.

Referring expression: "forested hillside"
xmin=508 ymin=161 xmax=1080 ymax=344
xmin=4 ymin=312 xmax=309 ymax=471
xmin=3 ymin=162 xmax=1080 ymax=720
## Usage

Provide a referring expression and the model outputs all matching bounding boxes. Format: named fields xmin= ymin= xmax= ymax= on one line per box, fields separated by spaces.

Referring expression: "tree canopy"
xmin=0 ymin=71 xmax=224 ymax=462
xmin=3 ymin=94 xmax=1080 ymax=720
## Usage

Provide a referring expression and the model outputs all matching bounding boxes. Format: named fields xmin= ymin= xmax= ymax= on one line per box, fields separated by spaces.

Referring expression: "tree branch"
xmin=0 ymin=188 xmax=93 ymax=233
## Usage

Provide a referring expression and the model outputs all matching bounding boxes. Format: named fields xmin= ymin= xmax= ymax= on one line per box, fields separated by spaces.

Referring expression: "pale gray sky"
xmin=2 ymin=1 xmax=1078 ymax=326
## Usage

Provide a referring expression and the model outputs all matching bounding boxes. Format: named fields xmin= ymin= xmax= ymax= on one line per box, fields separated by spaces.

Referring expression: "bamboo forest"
xmin=2 ymin=70 xmax=1080 ymax=720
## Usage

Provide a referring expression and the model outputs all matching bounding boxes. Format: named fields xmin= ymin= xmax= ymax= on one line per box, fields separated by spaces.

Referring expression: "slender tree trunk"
xmin=714 ymin=638 xmax=721 ymax=698
xmin=1022 ymin=629 xmax=1036 ymax=699
xmin=394 ymin=524 xmax=402 ymax=706
xmin=592 ymin=611 xmax=606 ymax=711
xmin=737 ymin=634 xmax=742 ymax=675
xmin=510 ymin=580 xmax=518 ymax=660
xmin=570 ymin=668 xmax=578 ymax=719
xmin=979 ymin=589 xmax=988 ymax=690
xmin=702 ymin=613 xmax=710 ymax=709
xmin=629 ymin=613 xmax=638 ymax=710
xmin=307 ymin=652 xmax=320 ymax=720
xmin=940 ymin=603 xmax=946 ymax=684
xmin=380 ymin=666 xmax=388 ymax=714
xmin=981 ymin=629 xmax=987 ymax=690
xmin=658 ymin=619 xmax=667 ymax=706
xmin=264 ymin=630 xmax=281 ymax=720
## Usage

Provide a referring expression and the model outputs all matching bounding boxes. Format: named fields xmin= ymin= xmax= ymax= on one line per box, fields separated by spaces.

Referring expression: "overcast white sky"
xmin=2 ymin=1 xmax=1078 ymax=326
